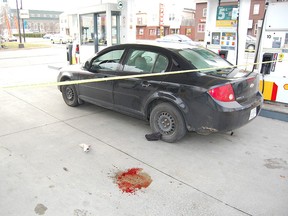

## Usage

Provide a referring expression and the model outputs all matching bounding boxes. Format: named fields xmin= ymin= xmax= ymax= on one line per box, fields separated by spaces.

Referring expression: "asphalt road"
xmin=0 ymin=47 xmax=287 ymax=216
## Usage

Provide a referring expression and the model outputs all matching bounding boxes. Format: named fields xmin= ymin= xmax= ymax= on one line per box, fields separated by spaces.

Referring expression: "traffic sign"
xmin=20 ymin=9 xmax=29 ymax=19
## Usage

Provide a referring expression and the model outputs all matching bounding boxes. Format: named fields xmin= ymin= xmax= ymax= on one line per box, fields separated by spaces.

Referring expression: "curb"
xmin=259 ymin=109 xmax=288 ymax=122
xmin=48 ymin=64 xmax=64 ymax=70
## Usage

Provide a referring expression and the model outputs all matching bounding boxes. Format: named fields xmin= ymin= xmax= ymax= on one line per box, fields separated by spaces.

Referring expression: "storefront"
xmin=78 ymin=3 xmax=122 ymax=54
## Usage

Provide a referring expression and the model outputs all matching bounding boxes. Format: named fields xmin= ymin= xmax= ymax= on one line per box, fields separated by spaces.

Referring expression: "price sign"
xmin=217 ymin=6 xmax=238 ymax=20
xmin=216 ymin=6 xmax=238 ymax=27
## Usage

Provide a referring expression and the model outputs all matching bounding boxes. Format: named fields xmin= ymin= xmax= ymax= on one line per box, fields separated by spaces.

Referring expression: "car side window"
xmin=90 ymin=49 xmax=124 ymax=72
xmin=123 ymin=49 xmax=168 ymax=73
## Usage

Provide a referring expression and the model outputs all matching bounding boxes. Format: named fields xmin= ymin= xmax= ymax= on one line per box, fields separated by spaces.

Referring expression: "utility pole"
xmin=15 ymin=0 xmax=24 ymax=48
xmin=20 ymin=0 xmax=26 ymax=43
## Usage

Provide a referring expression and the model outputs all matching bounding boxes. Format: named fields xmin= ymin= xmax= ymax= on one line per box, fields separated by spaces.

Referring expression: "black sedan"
xmin=57 ymin=43 xmax=263 ymax=142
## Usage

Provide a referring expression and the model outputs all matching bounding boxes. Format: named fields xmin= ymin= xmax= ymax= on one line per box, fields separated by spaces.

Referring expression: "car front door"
xmin=78 ymin=49 xmax=125 ymax=109
xmin=113 ymin=48 xmax=169 ymax=117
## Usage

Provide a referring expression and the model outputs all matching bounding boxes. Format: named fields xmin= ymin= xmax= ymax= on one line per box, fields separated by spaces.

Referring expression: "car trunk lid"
xmin=231 ymin=74 xmax=260 ymax=104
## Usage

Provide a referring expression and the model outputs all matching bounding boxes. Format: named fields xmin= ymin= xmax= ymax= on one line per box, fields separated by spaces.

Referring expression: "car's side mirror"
xmin=83 ymin=61 xmax=90 ymax=70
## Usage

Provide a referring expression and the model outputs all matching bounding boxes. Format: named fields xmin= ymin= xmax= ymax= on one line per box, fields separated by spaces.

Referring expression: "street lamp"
xmin=15 ymin=0 xmax=24 ymax=48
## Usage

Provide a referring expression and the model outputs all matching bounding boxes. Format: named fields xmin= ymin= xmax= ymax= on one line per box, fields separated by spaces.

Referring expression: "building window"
xmin=203 ymin=8 xmax=207 ymax=18
xmin=197 ymin=23 xmax=205 ymax=32
xmin=152 ymin=14 xmax=157 ymax=22
xmin=185 ymin=28 xmax=192 ymax=35
xmin=254 ymin=22 xmax=258 ymax=36
xmin=169 ymin=13 xmax=175 ymax=21
xmin=137 ymin=17 xmax=142 ymax=25
xmin=149 ymin=29 xmax=156 ymax=35
xmin=139 ymin=28 xmax=144 ymax=35
xmin=157 ymin=28 xmax=160 ymax=36
xmin=170 ymin=29 xmax=179 ymax=34
xmin=80 ymin=13 xmax=95 ymax=44
xmin=253 ymin=4 xmax=260 ymax=15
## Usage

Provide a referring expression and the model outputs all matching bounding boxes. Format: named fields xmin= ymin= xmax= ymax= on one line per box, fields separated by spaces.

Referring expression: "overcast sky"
xmin=8 ymin=0 xmax=86 ymax=10
xmin=8 ymin=0 xmax=195 ymax=11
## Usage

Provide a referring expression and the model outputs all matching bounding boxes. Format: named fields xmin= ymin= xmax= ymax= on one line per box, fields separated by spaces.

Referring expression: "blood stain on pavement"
xmin=115 ymin=168 xmax=152 ymax=193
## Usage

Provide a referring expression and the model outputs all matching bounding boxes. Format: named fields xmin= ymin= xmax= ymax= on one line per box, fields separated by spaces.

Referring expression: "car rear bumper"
xmin=186 ymin=92 xmax=263 ymax=134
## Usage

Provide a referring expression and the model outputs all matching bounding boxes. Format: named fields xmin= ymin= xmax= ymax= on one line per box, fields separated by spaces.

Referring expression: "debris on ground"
xmin=145 ymin=132 xmax=162 ymax=141
xmin=79 ymin=143 xmax=91 ymax=152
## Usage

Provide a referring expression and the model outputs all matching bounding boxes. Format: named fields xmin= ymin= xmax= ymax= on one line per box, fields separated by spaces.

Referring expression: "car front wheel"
xmin=62 ymin=84 xmax=80 ymax=107
xmin=150 ymin=102 xmax=187 ymax=143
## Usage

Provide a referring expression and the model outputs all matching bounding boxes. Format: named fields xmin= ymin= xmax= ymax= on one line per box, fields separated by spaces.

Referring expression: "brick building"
xmin=247 ymin=0 xmax=266 ymax=36
xmin=136 ymin=4 xmax=196 ymax=41
xmin=8 ymin=8 xmax=62 ymax=34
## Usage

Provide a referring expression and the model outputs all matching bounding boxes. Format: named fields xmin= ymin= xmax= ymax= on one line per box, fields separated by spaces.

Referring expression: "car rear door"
xmin=113 ymin=48 xmax=170 ymax=117
xmin=78 ymin=49 xmax=125 ymax=109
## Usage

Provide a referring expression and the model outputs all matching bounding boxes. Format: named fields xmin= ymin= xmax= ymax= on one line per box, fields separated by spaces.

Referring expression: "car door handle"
xmin=141 ymin=81 xmax=151 ymax=87
xmin=96 ymin=75 xmax=108 ymax=79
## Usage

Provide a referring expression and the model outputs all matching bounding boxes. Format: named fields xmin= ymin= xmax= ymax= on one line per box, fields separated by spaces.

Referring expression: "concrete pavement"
xmin=0 ymin=47 xmax=288 ymax=216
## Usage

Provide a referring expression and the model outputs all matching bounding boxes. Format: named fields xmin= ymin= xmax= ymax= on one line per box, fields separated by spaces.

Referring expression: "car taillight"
xmin=208 ymin=84 xmax=235 ymax=102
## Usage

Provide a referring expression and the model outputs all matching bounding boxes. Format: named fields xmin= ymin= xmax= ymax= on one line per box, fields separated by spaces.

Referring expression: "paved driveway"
xmin=0 ymin=47 xmax=287 ymax=216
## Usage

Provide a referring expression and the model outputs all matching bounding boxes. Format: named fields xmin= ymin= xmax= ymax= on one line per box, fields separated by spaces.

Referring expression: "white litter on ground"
xmin=79 ymin=143 xmax=91 ymax=152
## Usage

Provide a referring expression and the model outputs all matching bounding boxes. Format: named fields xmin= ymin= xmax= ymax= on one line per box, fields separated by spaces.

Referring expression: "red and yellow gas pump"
xmin=258 ymin=1 xmax=288 ymax=104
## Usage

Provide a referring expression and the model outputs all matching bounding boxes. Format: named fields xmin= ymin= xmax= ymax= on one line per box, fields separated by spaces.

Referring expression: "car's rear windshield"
xmin=178 ymin=48 xmax=234 ymax=75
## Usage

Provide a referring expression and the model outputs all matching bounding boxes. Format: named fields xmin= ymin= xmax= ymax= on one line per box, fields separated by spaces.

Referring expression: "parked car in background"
xmin=0 ymin=35 xmax=5 ymax=43
xmin=156 ymin=34 xmax=200 ymax=46
xmin=246 ymin=35 xmax=256 ymax=52
xmin=43 ymin=34 xmax=52 ymax=39
xmin=2 ymin=35 xmax=17 ymax=42
xmin=50 ymin=34 xmax=73 ymax=44
xmin=57 ymin=43 xmax=263 ymax=142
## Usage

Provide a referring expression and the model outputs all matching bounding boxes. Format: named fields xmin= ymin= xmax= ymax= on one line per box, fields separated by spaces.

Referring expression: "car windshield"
xmin=178 ymin=48 xmax=234 ymax=75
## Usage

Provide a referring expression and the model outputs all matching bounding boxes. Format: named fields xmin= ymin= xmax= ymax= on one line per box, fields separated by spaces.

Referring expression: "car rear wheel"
xmin=150 ymin=103 xmax=187 ymax=143
xmin=62 ymin=84 xmax=80 ymax=107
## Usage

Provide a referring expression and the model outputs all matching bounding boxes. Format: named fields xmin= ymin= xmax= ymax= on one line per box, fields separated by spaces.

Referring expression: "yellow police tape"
xmin=0 ymin=60 xmax=284 ymax=90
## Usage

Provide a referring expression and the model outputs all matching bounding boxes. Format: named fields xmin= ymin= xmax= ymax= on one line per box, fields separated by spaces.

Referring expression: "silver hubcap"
xmin=66 ymin=87 xmax=74 ymax=100
xmin=158 ymin=112 xmax=175 ymax=135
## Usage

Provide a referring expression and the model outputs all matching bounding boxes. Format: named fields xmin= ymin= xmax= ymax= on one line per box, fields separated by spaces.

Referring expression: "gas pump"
xmin=204 ymin=1 xmax=249 ymax=66
xmin=258 ymin=1 xmax=288 ymax=104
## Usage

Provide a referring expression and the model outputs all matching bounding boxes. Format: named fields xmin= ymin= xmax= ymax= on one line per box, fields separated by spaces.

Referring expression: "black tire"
xmin=150 ymin=102 xmax=187 ymax=143
xmin=61 ymin=84 xmax=80 ymax=107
